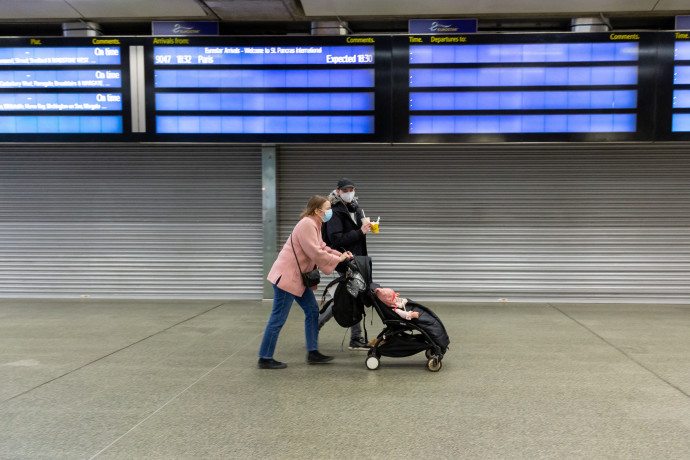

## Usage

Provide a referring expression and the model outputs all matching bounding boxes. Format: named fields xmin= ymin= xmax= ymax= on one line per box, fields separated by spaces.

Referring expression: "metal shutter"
xmin=0 ymin=143 xmax=262 ymax=299
xmin=277 ymin=143 xmax=690 ymax=303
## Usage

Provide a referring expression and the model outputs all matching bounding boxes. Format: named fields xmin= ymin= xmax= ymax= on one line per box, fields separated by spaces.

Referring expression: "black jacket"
xmin=323 ymin=193 xmax=368 ymax=258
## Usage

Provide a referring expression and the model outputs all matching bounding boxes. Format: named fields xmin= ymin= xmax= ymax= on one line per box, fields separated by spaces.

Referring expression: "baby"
xmin=374 ymin=287 xmax=419 ymax=320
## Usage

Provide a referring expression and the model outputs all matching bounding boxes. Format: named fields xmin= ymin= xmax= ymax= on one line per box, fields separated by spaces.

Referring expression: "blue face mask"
xmin=321 ymin=209 xmax=333 ymax=222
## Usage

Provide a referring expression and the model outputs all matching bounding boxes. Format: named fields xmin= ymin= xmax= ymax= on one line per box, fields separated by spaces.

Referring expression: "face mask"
xmin=321 ymin=209 xmax=333 ymax=222
xmin=340 ymin=191 xmax=355 ymax=203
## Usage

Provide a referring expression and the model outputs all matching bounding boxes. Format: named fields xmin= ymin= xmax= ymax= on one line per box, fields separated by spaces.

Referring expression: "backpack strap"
xmin=320 ymin=273 xmax=347 ymax=305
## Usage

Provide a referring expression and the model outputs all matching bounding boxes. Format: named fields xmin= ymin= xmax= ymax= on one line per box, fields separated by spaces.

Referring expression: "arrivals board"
xmin=392 ymin=33 xmax=656 ymax=142
xmin=146 ymin=36 xmax=391 ymax=142
xmin=0 ymin=37 xmax=129 ymax=140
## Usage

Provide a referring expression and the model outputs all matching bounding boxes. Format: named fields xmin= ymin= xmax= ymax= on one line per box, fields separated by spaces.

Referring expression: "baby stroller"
xmin=328 ymin=256 xmax=450 ymax=372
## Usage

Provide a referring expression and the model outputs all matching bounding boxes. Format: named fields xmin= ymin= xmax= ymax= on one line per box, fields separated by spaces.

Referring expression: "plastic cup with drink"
xmin=362 ymin=213 xmax=380 ymax=233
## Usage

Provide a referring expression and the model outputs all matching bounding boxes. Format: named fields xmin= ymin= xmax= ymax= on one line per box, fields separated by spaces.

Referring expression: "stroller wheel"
xmin=427 ymin=357 xmax=442 ymax=372
xmin=365 ymin=356 xmax=380 ymax=370
xmin=425 ymin=348 xmax=434 ymax=359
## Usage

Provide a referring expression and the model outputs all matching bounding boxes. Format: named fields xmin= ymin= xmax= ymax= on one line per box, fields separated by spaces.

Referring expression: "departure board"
xmin=392 ymin=33 xmax=654 ymax=142
xmin=0 ymin=38 xmax=129 ymax=139
xmin=147 ymin=36 xmax=390 ymax=141
xmin=671 ymin=34 xmax=690 ymax=134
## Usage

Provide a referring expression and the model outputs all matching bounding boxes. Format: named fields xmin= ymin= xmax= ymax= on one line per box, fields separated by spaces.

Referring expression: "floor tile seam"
xmin=87 ymin=330 xmax=262 ymax=460
xmin=0 ymin=302 xmax=228 ymax=405
xmin=547 ymin=303 xmax=690 ymax=400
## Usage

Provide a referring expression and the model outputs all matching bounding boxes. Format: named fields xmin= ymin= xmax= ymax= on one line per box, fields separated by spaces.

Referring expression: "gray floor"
xmin=1 ymin=299 xmax=689 ymax=459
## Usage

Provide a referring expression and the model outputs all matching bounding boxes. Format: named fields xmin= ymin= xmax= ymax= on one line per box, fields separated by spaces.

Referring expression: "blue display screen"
xmin=156 ymin=93 xmax=374 ymax=111
xmin=157 ymin=116 xmax=374 ymax=134
xmin=410 ymin=43 xmax=638 ymax=64
xmin=410 ymin=114 xmax=636 ymax=134
xmin=674 ymin=66 xmax=690 ymax=84
xmin=0 ymin=93 xmax=122 ymax=111
xmin=407 ymin=38 xmax=641 ymax=136
xmin=152 ymin=40 xmax=378 ymax=135
xmin=672 ymin=45 xmax=690 ymax=132
xmin=0 ymin=70 xmax=122 ymax=88
xmin=673 ymin=90 xmax=690 ymax=108
xmin=0 ymin=47 xmax=121 ymax=65
xmin=675 ymin=42 xmax=690 ymax=60
xmin=0 ymin=116 xmax=122 ymax=133
xmin=0 ymin=43 xmax=125 ymax=136
xmin=410 ymin=66 xmax=638 ymax=87
xmin=154 ymin=46 xmax=374 ymax=65
xmin=672 ymin=114 xmax=690 ymax=131
xmin=410 ymin=90 xmax=637 ymax=111
xmin=155 ymin=69 xmax=374 ymax=88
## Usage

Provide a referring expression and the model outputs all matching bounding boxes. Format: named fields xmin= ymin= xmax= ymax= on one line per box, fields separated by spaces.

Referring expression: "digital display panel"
xmin=409 ymin=114 xmax=636 ymax=134
xmin=410 ymin=90 xmax=637 ymax=111
xmin=0 ymin=33 xmax=684 ymax=143
xmin=0 ymin=38 xmax=129 ymax=138
xmin=409 ymin=67 xmax=638 ymax=87
xmin=0 ymin=47 xmax=121 ymax=65
xmin=153 ymin=45 xmax=375 ymax=65
xmin=408 ymin=43 xmax=639 ymax=63
xmin=393 ymin=33 xmax=653 ymax=141
xmin=147 ymin=36 xmax=389 ymax=141
xmin=671 ymin=38 xmax=690 ymax=133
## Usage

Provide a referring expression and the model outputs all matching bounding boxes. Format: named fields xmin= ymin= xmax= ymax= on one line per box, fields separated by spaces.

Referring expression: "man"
xmin=318 ymin=177 xmax=372 ymax=350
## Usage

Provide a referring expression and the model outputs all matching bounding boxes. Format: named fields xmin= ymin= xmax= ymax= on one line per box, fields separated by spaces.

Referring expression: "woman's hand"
xmin=339 ymin=251 xmax=354 ymax=262
xmin=360 ymin=222 xmax=372 ymax=234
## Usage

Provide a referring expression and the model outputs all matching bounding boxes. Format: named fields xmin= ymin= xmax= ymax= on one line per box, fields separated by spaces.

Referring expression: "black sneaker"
xmin=348 ymin=337 xmax=371 ymax=351
xmin=257 ymin=358 xmax=287 ymax=369
xmin=307 ymin=350 xmax=334 ymax=364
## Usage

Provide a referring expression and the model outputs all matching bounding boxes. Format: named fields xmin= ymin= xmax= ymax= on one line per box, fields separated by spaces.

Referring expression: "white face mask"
xmin=340 ymin=191 xmax=355 ymax=203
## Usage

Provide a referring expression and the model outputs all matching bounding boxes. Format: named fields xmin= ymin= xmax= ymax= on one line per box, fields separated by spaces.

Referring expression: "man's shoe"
xmin=348 ymin=337 xmax=371 ymax=351
xmin=257 ymin=358 xmax=287 ymax=369
xmin=307 ymin=350 xmax=334 ymax=364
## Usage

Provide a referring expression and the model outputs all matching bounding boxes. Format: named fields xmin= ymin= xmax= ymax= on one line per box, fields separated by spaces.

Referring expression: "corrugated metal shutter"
xmin=0 ymin=143 xmax=262 ymax=299
xmin=278 ymin=143 xmax=690 ymax=303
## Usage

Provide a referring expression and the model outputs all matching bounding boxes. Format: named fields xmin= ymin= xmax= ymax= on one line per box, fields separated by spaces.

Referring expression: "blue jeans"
xmin=258 ymin=283 xmax=319 ymax=359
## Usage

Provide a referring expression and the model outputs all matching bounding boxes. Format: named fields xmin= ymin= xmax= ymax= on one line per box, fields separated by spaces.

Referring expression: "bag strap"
xmin=289 ymin=233 xmax=305 ymax=275
xmin=319 ymin=274 xmax=346 ymax=305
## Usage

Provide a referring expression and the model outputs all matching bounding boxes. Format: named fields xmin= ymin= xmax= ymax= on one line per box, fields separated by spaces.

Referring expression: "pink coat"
xmin=267 ymin=215 xmax=342 ymax=296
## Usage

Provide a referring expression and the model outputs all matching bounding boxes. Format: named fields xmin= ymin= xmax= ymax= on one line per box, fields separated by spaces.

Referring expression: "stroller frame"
xmin=329 ymin=257 xmax=449 ymax=372
xmin=364 ymin=289 xmax=447 ymax=372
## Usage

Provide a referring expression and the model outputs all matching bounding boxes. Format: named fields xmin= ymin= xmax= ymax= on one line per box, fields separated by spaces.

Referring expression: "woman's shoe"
xmin=257 ymin=358 xmax=287 ymax=369
xmin=307 ymin=350 xmax=334 ymax=364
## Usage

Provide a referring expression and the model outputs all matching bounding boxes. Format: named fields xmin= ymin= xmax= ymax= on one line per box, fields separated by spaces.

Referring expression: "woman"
xmin=258 ymin=195 xmax=354 ymax=369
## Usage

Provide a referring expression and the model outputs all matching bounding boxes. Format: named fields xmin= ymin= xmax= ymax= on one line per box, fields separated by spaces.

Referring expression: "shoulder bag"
xmin=290 ymin=233 xmax=321 ymax=287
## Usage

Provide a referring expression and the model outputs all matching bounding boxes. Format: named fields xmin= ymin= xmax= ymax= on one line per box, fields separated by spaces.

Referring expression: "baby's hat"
xmin=374 ymin=287 xmax=397 ymax=307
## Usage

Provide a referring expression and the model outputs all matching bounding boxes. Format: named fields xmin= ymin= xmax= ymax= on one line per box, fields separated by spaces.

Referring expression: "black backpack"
xmin=326 ymin=256 xmax=372 ymax=328
xmin=332 ymin=279 xmax=364 ymax=327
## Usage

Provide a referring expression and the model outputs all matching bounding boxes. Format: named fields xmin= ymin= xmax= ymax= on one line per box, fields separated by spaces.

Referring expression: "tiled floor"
xmin=1 ymin=299 xmax=689 ymax=459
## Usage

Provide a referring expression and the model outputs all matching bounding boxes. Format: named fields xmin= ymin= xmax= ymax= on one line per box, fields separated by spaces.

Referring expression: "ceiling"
xmin=0 ymin=0 xmax=688 ymax=34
